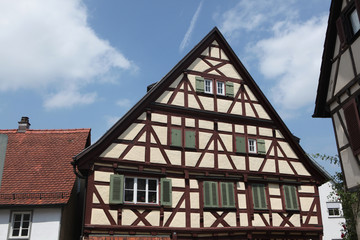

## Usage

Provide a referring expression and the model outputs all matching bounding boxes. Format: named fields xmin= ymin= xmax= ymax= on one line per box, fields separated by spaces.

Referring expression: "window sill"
xmin=203 ymin=207 xmax=236 ymax=211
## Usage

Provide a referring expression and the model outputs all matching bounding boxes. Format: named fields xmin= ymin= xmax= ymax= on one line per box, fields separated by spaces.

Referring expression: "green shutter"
xmin=161 ymin=178 xmax=172 ymax=206
xmin=196 ymin=77 xmax=204 ymax=93
xmin=203 ymin=181 xmax=218 ymax=207
xmin=221 ymin=182 xmax=228 ymax=207
xmin=236 ymin=136 xmax=246 ymax=153
xmin=185 ymin=130 xmax=196 ymax=148
xmin=171 ymin=129 xmax=182 ymax=147
xmin=257 ymin=139 xmax=266 ymax=154
xmin=252 ymin=184 xmax=267 ymax=209
xmin=109 ymin=174 xmax=124 ymax=204
xmin=226 ymin=82 xmax=234 ymax=97
xmin=284 ymin=185 xmax=299 ymax=210
xmin=221 ymin=182 xmax=235 ymax=208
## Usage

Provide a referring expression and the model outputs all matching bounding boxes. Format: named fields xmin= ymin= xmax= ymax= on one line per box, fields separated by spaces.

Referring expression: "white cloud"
xmin=219 ymin=0 xmax=297 ymax=38
xmin=105 ymin=116 xmax=121 ymax=127
xmin=44 ymin=88 xmax=97 ymax=110
xmin=0 ymin=0 xmax=135 ymax=108
xmin=179 ymin=1 xmax=203 ymax=52
xmin=116 ymin=99 xmax=132 ymax=108
xmin=253 ymin=16 xmax=327 ymax=113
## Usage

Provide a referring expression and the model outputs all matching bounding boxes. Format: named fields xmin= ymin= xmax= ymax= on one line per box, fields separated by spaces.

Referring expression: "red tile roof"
xmin=0 ymin=128 xmax=90 ymax=205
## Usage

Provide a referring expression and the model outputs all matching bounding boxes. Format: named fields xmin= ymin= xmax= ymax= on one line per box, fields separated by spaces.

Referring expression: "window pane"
xmin=14 ymin=221 xmax=21 ymax=228
xmin=137 ymin=190 xmax=146 ymax=202
xmin=23 ymin=214 xmax=30 ymax=221
xmin=125 ymin=190 xmax=134 ymax=202
xmin=125 ymin=178 xmax=134 ymax=189
xmin=23 ymin=221 xmax=30 ymax=228
xmin=21 ymin=229 xmax=28 ymax=236
xmin=12 ymin=229 xmax=20 ymax=236
xmin=351 ymin=9 xmax=360 ymax=34
xmin=14 ymin=214 xmax=21 ymax=221
xmin=138 ymin=179 xmax=146 ymax=190
xmin=148 ymin=179 xmax=157 ymax=191
xmin=148 ymin=192 xmax=157 ymax=203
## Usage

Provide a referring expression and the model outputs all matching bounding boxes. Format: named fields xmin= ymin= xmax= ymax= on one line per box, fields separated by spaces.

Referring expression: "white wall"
xmin=0 ymin=207 xmax=62 ymax=240
xmin=319 ymin=181 xmax=345 ymax=240
xmin=30 ymin=208 xmax=62 ymax=240
xmin=0 ymin=209 xmax=11 ymax=240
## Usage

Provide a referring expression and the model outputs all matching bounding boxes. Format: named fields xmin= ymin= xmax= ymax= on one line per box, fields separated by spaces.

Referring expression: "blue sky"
xmin=0 ymin=0 xmax=338 ymax=174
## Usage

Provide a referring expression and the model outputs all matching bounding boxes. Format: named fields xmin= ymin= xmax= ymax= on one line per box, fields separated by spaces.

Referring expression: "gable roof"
xmin=313 ymin=0 xmax=342 ymax=117
xmin=0 ymin=128 xmax=90 ymax=206
xmin=74 ymin=27 xmax=328 ymax=183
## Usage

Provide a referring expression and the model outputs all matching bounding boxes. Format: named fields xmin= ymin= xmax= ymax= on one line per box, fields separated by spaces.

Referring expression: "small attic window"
xmin=204 ymin=79 xmax=213 ymax=94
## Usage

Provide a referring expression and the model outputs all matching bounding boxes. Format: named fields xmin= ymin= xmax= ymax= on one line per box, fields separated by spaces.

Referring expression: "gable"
xmin=75 ymin=27 xmax=327 ymax=183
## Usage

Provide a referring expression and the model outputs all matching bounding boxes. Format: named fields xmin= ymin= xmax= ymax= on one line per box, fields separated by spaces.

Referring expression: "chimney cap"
xmin=18 ymin=116 xmax=30 ymax=132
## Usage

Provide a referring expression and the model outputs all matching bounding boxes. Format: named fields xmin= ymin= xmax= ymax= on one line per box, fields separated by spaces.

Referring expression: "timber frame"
xmin=75 ymin=27 xmax=328 ymax=240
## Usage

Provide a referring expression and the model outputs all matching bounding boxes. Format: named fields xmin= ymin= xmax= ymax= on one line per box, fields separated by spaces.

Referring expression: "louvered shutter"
xmin=109 ymin=174 xmax=124 ymax=204
xmin=203 ymin=181 xmax=218 ymax=207
xmin=171 ymin=129 xmax=182 ymax=147
xmin=226 ymin=82 xmax=234 ymax=97
xmin=252 ymin=184 xmax=267 ymax=209
xmin=343 ymin=98 xmax=360 ymax=155
xmin=185 ymin=130 xmax=196 ymax=148
xmin=161 ymin=178 xmax=172 ymax=206
xmin=236 ymin=136 xmax=246 ymax=153
xmin=221 ymin=182 xmax=235 ymax=208
xmin=336 ymin=16 xmax=346 ymax=47
xmin=284 ymin=185 xmax=299 ymax=210
xmin=196 ymin=77 xmax=204 ymax=93
xmin=257 ymin=139 xmax=266 ymax=154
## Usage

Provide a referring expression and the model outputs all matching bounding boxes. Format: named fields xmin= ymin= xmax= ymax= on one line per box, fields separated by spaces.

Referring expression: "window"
xmin=171 ymin=128 xmax=196 ymax=148
xmin=350 ymin=8 xmax=360 ymax=34
xmin=204 ymin=79 xmax=213 ymax=94
xmin=109 ymin=175 xmax=172 ymax=206
xmin=283 ymin=185 xmax=299 ymax=210
xmin=337 ymin=4 xmax=360 ymax=46
xmin=195 ymin=76 xmax=234 ymax=97
xmin=327 ymin=202 xmax=342 ymax=217
xmin=9 ymin=211 xmax=31 ymax=239
xmin=235 ymin=136 xmax=266 ymax=154
xmin=343 ymin=96 xmax=360 ymax=155
xmin=328 ymin=208 xmax=340 ymax=216
xmin=217 ymin=81 xmax=225 ymax=95
xmin=203 ymin=181 xmax=235 ymax=208
xmin=248 ymin=139 xmax=256 ymax=153
xmin=124 ymin=177 xmax=158 ymax=204
xmin=252 ymin=184 xmax=267 ymax=209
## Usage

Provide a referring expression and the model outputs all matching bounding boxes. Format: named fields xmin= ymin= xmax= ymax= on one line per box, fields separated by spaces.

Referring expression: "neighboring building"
xmin=0 ymin=117 xmax=90 ymax=240
xmin=73 ymin=28 xmax=328 ymax=240
xmin=313 ymin=0 xmax=360 ymax=236
xmin=319 ymin=181 xmax=345 ymax=240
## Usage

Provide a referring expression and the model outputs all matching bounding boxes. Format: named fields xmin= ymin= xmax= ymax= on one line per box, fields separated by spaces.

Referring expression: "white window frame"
xmin=9 ymin=211 xmax=32 ymax=239
xmin=350 ymin=8 xmax=360 ymax=34
xmin=124 ymin=177 xmax=158 ymax=204
xmin=248 ymin=139 xmax=257 ymax=153
xmin=328 ymin=207 xmax=341 ymax=217
xmin=217 ymin=81 xmax=225 ymax=95
xmin=204 ymin=79 xmax=213 ymax=94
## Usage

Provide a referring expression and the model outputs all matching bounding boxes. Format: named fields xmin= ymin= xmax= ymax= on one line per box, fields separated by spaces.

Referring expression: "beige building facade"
xmin=75 ymin=28 xmax=328 ymax=240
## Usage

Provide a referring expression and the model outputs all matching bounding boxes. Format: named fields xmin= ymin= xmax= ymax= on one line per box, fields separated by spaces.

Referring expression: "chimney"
xmin=18 ymin=116 xmax=30 ymax=132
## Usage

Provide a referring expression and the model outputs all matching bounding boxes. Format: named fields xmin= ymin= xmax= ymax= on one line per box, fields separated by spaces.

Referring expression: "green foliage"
xmin=312 ymin=154 xmax=359 ymax=240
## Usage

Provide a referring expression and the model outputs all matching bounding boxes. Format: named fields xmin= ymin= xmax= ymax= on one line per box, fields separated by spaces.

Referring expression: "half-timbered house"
xmin=74 ymin=27 xmax=328 ymax=240
xmin=313 ymin=0 xmax=360 ymax=236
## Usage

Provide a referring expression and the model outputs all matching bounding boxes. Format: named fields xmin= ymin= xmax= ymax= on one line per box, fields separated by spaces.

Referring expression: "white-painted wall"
xmin=0 ymin=207 xmax=62 ymax=240
xmin=319 ymin=181 xmax=345 ymax=240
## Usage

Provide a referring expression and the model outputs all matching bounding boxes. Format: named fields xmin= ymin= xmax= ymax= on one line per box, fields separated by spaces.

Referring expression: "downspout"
xmin=71 ymin=158 xmax=87 ymax=240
